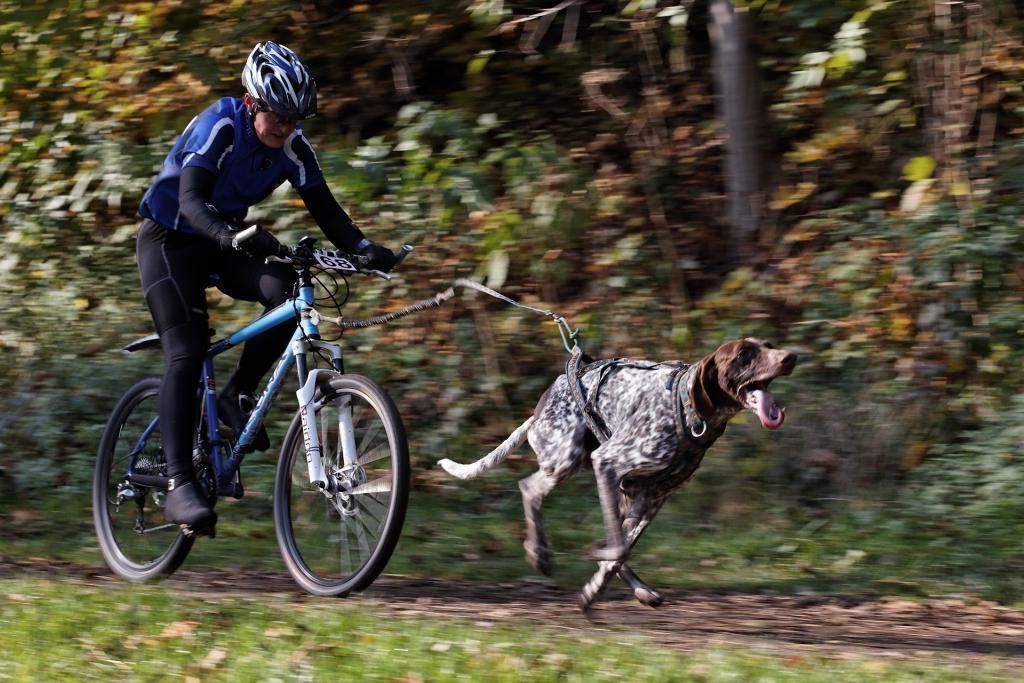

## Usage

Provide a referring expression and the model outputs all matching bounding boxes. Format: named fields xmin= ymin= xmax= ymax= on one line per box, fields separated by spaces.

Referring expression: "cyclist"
xmin=136 ymin=41 xmax=398 ymax=530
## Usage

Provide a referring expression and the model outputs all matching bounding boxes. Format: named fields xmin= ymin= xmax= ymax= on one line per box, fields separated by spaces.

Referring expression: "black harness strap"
xmin=566 ymin=347 xmax=709 ymax=446
xmin=566 ymin=345 xmax=612 ymax=442
xmin=668 ymin=363 xmax=706 ymax=443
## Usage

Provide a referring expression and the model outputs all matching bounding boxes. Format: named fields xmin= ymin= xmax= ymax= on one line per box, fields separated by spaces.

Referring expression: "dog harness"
xmin=565 ymin=345 xmax=709 ymax=447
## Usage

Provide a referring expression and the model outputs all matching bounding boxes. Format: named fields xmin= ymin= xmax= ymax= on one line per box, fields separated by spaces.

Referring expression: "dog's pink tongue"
xmin=746 ymin=389 xmax=785 ymax=429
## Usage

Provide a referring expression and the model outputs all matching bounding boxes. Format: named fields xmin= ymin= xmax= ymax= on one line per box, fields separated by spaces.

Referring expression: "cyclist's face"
xmin=253 ymin=110 xmax=296 ymax=148
xmin=245 ymin=95 xmax=296 ymax=149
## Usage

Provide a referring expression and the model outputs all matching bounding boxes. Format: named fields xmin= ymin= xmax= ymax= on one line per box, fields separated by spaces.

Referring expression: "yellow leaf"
xmin=73 ymin=297 xmax=90 ymax=310
xmin=950 ymin=181 xmax=971 ymax=197
xmin=901 ymin=442 xmax=929 ymax=470
xmin=770 ymin=182 xmax=816 ymax=210
xmin=889 ymin=312 xmax=913 ymax=341
xmin=902 ymin=155 xmax=935 ymax=181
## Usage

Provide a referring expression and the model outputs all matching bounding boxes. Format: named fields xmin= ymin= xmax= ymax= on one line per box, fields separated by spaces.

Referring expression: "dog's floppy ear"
xmin=690 ymin=356 xmax=718 ymax=420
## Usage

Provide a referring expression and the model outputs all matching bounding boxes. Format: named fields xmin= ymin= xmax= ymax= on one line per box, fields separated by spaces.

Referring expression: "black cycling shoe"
xmin=164 ymin=479 xmax=217 ymax=531
xmin=218 ymin=384 xmax=270 ymax=451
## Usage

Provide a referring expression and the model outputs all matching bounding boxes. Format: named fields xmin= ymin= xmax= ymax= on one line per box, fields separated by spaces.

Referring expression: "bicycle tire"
xmin=93 ymin=377 xmax=194 ymax=581
xmin=274 ymin=374 xmax=409 ymax=597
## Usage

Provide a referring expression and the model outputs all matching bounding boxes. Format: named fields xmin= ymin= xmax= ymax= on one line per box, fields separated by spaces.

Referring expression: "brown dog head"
xmin=691 ymin=338 xmax=797 ymax=429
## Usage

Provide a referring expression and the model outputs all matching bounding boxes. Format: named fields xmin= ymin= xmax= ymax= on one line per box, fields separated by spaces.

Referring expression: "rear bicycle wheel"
xmin=274 ymin=374 xmax=409 ymax=597
xmin=92 ymin=377 xmax=194 ymax=581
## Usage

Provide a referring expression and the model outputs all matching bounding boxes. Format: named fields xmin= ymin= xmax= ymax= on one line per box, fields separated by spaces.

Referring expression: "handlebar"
xmin=262 ymin=235 xmax=414 ymax=281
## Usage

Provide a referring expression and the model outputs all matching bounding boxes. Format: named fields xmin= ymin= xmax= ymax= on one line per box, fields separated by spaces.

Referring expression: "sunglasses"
xmin=253 ymin=104 xmax=297 ymax=127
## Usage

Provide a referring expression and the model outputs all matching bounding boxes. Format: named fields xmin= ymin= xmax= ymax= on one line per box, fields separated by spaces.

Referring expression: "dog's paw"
xmin=578 ymin=593 xmax=598 ymax=617
xmin=633 ymin=587 xmax=663 ymax=608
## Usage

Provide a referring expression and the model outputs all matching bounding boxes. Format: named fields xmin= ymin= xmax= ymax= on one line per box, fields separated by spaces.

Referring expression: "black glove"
xmin=243 ymin=228 xmax=285 ymax=259
xmin=357 ymin=240 xmax=397 ymax=272
xmin=220 ymin=224 xmax=284 ymax=259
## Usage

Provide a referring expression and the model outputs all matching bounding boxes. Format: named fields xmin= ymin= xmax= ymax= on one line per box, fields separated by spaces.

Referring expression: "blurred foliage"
xmin=1 ymin=0 xmax=1023 ymax=549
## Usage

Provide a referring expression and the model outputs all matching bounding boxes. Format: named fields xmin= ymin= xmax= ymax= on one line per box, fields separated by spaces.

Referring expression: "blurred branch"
xmin=520 ymin=9 xmax=557 ymax=53
xmin=387 ymin=39 xmax=417 ymax=98
xmin=581 ymin=69 xmax=629 ymax=119
xmin=361 ymin=16 xmax=418 ymax=98
xmin=493 ymin=0 xmax=581 ymax=53
xmin=494 ymin=0 xmax=579 ymax=32
xmin=560 ymin=2 xmax=581 ymax=53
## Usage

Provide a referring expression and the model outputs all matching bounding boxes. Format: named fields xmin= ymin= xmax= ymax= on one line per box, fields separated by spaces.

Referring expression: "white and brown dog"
xmin=440 ymin=338 xmax=797 ymax=610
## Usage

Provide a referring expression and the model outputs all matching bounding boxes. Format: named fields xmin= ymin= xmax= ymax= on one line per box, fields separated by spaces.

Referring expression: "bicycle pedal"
xmin=180 ymin=522 xmax=217 ymax=539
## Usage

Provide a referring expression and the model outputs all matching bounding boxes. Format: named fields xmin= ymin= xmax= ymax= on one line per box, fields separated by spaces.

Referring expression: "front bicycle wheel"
xmin=92 ymin=377 xmax=194 ymax=581
xmin=274 ymin=374 xmax=409 ymax=597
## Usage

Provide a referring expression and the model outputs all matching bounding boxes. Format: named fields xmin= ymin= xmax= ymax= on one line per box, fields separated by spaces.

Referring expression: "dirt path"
xmin=6 ymin=557 xmax=1024 ymax=669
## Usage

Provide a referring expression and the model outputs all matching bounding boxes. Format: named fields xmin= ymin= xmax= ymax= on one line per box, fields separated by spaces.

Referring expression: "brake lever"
xmin=393 ymin=244 xmax=414 ymax=267
xmin=365 ymin=245 xmax=414 ymax=280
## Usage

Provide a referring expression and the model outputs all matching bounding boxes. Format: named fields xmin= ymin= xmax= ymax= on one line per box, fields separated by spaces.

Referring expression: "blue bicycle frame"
xmin=127 ymin=269 xmax=342 ymax=497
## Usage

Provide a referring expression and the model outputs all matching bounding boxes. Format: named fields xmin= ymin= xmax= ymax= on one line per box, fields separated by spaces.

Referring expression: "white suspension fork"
xmin=337 ymin=393 xmax=359 ymax=468
xmin=295 ymin=368 xmax=344 ymax=489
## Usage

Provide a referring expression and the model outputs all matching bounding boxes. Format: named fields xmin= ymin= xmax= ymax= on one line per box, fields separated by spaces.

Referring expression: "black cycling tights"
xmin=136 ymin=220 xmax=296 ymax=480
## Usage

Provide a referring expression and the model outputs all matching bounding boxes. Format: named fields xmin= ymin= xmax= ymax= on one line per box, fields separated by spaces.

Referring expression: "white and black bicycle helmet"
xmin=241 ymin=41 xmax=317 ymax=120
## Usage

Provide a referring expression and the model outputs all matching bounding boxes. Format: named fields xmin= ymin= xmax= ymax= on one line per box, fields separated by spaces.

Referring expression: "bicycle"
xmin=93 ymin=229 xmax=413 ymax=597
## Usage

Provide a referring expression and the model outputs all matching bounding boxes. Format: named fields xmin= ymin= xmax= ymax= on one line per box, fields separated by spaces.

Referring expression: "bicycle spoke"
xmin=357 ymin=443 xmax=390 ymax=466
xmin=353 ymin=514 xmax=371 ymax=557
xmin=337 ymin=511 xmax=353 ymax=575
xmin=353 ymin=503 xmax=384 ymax=532
xmin=356 ymin=407 xmax=383 ymax=453
xmin=292 ymin=471 xmax=315 ymax=491
xmin=346 ymin=476 xmax=391 ymax=495
xmin=360 ymin=491 xmax=389 ymax=509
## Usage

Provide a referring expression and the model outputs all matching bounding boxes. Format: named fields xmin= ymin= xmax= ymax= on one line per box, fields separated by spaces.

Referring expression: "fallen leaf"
xmin=201 ymin=648 xmax=227 ymax=670
xmin=160 ymin=621 xmax=199 ymax=638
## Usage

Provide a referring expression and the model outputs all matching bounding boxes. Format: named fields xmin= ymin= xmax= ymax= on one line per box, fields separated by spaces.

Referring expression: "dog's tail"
xmin=438 ymin=416 xmax=536 ymax=480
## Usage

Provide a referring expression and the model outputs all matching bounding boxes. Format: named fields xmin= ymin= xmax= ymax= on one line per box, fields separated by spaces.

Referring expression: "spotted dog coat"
xmin=439 ymin=338 xmax=797 ymax=610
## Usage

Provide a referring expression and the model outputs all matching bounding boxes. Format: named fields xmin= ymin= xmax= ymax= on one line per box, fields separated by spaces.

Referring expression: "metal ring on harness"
xmin=690 ymin=420 xmax=707 ymax=438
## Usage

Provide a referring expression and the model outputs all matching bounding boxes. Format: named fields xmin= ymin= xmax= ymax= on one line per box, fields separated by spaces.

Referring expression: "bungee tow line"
xmin=310 ymin=278 xmax=581 ymax=353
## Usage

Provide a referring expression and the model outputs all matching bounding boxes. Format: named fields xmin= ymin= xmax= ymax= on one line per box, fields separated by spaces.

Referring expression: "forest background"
xmin=2 ymin=0 xmax=1024 ymax=600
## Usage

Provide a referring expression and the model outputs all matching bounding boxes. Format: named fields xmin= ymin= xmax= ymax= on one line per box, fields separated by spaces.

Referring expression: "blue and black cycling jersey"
xmin=139 ymin=96 xmax=324 ymax=231
xmin=139 ymin=97 xmax=364 ymax=252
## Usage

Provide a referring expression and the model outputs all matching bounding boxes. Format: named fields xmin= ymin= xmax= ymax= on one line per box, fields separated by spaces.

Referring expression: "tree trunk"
xmin=708 ymin=0 xmax=765 ymax=267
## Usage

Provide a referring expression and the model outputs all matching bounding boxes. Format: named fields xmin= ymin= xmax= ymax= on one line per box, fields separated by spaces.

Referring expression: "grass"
xmin=7 ymin=457 xmax=1024 ymax=605
xmin=8 ymin=456 xmax=1024 ymax=679
xmin=1 ymin=576 xmax=1019 ymax=682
